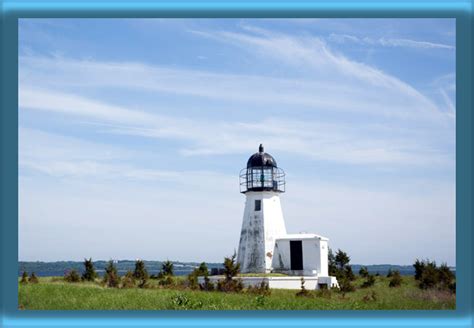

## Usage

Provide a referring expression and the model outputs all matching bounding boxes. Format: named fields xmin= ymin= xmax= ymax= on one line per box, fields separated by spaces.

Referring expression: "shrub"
xmin=217 ymin=277 xmax=243 ymax=292
xmin=361 ymin=274 xmax=375 ymax=288
xmin=389 ymin=270 xmax=402 ymax=288
xmin=296 ymin=277 xmax=311 ymax=297
xmin=195 ymin=262 xmax=209 ymax=276
xmin=344 ymin=265 xmax=355 ymax=281
xmin=187 ymin=273 xmax=199 ymax=290
xmin=330 ymin=249 xmax=354 ymax=282
xmin=29 ymin=272 xmax=39 ymax=284
xmin=247 ymin=280 xmax=271 ymax=296
xmin=82 ymin=258 xmax=97 ymax=281
xmin=328 ymin=248 xmax=338 ymax=277
xmin=103 ymin=260 xmax=120 ymax=288
xmin=335 ymin=249 xmax=350 ymax=270
xmin=20 ymin=271 xmax=28 ymax=284
xmin=419 ymin=261 xmax=439 ymax=290
xmin=199 ymin=276 xmax=215 ymax=291
xmin=386 ymin=268 xmax=393 ymax=278
xmin=64 ymin=270 xmax=81 ymax=283
xmin=121 ymin=270 xmax=135 ymax=288
xmin=438 ymin=263 xmax=455 ymax=289
xmin=413 ymin=259 xmax=455 ymax=292
xmin=359 ymin=266 xmax=369 ymax=278
xmin=413 ymin=259 xmax=425 ymax=280
xmin=338 ymin=277 xmax=355 ymax=297
xmin=188 ymin=262 xmax=209 ymax=290
xmin=217 ymin=252 xmax=243 ymax=292
xmin=162 ymin=260 xmax=174 ymax=277
xmin=158 ymin=275 xmax=174 ymax=287
xmin=133 ymin=260 xmax=149 ymax=288
xmin=223 ymin=252 xmax=240 ymax=281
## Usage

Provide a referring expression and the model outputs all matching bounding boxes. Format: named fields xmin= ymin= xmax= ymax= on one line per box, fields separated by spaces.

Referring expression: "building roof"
xmin=275 ymin=233 xmax=329 ymax=241
xmin=246 ymin=144 xmax=278 ymax=168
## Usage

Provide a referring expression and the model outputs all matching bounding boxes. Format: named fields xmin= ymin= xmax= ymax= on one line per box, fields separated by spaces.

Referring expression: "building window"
xmin=255 ymin=200 xmax=261 ymax=211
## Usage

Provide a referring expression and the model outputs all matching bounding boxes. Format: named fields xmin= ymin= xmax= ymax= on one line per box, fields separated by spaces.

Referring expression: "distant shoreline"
xmin=19 ymin=260 xmax=455 ymax=277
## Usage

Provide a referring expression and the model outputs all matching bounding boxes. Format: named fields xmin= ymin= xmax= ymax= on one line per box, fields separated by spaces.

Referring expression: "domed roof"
xmin=246 ymin=144 xmax=277 ymax=168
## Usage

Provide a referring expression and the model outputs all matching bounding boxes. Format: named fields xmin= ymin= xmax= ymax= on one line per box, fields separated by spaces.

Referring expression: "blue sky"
xmin=18 ymin=19 xmax=455 ymax=265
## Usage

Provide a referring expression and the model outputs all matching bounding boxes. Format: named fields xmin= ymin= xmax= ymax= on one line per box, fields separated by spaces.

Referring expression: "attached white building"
xmin=236 ymin=145 xmax=338 ymax=289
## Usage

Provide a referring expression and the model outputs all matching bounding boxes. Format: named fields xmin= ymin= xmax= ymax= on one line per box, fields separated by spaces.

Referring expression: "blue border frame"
xmin=1 ymin=1 xmax=472 ymax=327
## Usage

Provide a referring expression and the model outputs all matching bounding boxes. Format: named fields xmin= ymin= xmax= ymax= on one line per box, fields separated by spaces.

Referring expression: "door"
xmin=290 ymin=240 xmax=303 ymax=270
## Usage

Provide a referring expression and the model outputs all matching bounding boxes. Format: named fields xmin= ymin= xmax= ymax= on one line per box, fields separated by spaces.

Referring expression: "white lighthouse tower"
xmin=237 ymin=144 xmax=287 ymax=273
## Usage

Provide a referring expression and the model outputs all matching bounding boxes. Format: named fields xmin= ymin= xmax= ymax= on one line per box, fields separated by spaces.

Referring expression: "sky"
xmin=18 ymin=18 xmax=456 ymax=266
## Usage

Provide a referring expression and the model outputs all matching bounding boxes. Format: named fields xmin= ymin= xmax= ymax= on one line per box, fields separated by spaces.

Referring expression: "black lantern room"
xmin=239 ymin=144 xmax=285 ymax=193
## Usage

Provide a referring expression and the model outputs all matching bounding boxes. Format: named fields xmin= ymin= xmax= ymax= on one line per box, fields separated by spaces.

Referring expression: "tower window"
xmin=255 ymin=200 xmax=261 ymax=211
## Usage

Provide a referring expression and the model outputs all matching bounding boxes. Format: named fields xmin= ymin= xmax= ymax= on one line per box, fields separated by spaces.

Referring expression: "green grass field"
xmin=18 ymin=276 xmax=455 ymax=310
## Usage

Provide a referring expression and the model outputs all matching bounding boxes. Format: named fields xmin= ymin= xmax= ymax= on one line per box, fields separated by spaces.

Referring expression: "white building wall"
xmin=271 ymin=235 xmax=329 ymax=277
xmin=199 ymin=276 xmax=339 ymax=290
xmin=237 ymin=191 xmax=287 ymax=273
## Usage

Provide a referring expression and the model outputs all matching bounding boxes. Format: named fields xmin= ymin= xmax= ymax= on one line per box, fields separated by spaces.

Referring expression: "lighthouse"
xmin=235 ymin=145 xmax=338 ymax=290
xmin=237 ymin=144 xmax=287 ymax=273
xmin=201 ymin=144 xmax=339 ymax=289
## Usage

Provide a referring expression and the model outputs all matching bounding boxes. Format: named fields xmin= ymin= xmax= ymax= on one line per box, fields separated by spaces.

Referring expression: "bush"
xmin=247 ymin=280 xmax=271 ymax=296
xmin=217 ymin=277 xmax=243 ymax=292
xmin=413 ymin=259 xmax=425 ymax=280
xmin=389 ymin=270 xmax=402 ymax=288
xmin=133 ymin=260 xmax=149 ymax=288
xmin=64 ymin=270 xmax=81 ymax=283
xmin=330 ymin=249 xmax=354 ymax=282
xmin=338 ymin=277 xmax=355 ymax=297
xmin=296 ymin=277 xmax=311 ymax=297
xmin=121 ymin=270 xmax=135 ymax=288
xmin=419 ymin=261 xmax=439 ymax=290
xmin=188 ymin=262 xmax=209 ymax=290
xmin=217 ymin=252 xmax=243 ymax=292
xmin=328 ymin=248 xmax=338 ymax=277
xmin=361 ymin=274 xmax=375 ymax=288
xmin=82 ymin=258 xmax=97 ymax=281
xmin=158 ymin=275 xmax=175 ymax=287
xmin=162 ymin=260 xmax=174 ymax=277
xmin=413 ymin=259 xmax=455 ymax=292
xmin=29 ymin=272 xmax=39 ymax=284
xmin=438 ymin=263 xmax=455 ymax=289
xmin=386 ymin=268 xmax=393 ymax=278
xmin=335 ymin=249 xmax=350 ymax=270
xmin=199 ymin=276 xmax=215 ymax=291
xmin=20 ymin=271 xmax=28 ymax=284
xmin=359 ymin=266 xmax=369 ymax=278
xmin=103 ymin=261 xmax=120 ymax=288
xmin=344 ymin=265 xmax=355 ymax=281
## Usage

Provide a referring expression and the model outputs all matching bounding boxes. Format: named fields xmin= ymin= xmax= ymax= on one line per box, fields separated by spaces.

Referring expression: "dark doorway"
xmin=290 ymin=240 xmax=303 ymax=270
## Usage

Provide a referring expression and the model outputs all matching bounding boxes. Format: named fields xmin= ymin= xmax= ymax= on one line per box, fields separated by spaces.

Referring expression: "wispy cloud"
xmin=328 ymin=33 xmax=455 ymax=50
xmin=19 ymin=88 xmax=453 ymax=168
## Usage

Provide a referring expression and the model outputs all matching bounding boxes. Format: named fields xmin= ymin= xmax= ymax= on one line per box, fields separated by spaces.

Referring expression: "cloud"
xmin=328 ymin=33 xmax=455 ymax=50
xmin=19 ymin=88 xmax=453 ymax=168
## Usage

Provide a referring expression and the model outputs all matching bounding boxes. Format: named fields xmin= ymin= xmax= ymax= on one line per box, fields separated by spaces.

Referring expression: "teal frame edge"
xmin=1 ymin=0 xmax=472 ymax=327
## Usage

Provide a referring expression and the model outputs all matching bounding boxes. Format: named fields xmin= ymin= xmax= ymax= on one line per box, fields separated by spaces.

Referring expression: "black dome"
xmin=246 ymin=144 xmax=277 ymax=168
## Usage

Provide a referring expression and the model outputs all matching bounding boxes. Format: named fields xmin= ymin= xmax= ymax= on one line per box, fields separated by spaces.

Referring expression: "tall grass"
xmin=18 ymin=276 xmax=455 ymax=310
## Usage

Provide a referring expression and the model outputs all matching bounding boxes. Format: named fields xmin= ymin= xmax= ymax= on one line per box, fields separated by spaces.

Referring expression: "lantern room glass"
xmin=240 ymin=166 xmax=285 ymax=193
